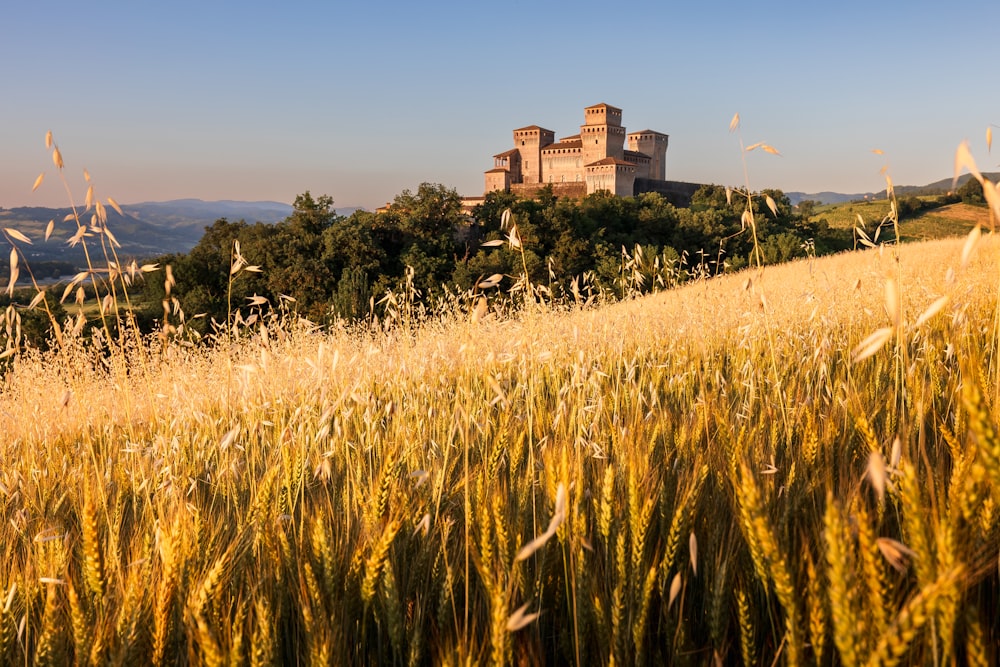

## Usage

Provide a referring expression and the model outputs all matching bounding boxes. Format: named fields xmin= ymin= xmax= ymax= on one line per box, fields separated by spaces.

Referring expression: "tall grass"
xmin=0 ymin=133 xmax=998 ymax=665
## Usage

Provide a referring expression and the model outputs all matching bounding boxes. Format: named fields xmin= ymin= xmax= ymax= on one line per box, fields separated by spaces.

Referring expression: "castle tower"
xmin=513 ymin=125 xmax=555 ymax=184
xmin=580 ymin=103 xmax=625 ymax=166
xmin=627 ymin=130 xmax=669 ymax=181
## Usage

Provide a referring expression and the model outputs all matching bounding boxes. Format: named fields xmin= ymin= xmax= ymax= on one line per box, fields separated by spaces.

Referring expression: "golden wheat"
xmin=4 ymin=132 xmax=1000 ymax=663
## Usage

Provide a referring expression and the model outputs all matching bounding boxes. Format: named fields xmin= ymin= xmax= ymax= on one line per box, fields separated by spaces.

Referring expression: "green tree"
xmin=263 ymin=193 xmax=341 ymax=321
xmin=957 ymin=177 xmax=985 ymax=205
xmin=0 ymin=292 xmax=68 ymax=351
xmin=380 ymin=183 xmax=465 ymax=295
xmin=332 ymin=266 xmax=373 ymax=320
xmin=171 ymin=219 xmax=268 ymax=329
xmin=796 ymin=199 xmax=819 ymax=219
xmin=323 ymin=211 xmax=386 ymax=280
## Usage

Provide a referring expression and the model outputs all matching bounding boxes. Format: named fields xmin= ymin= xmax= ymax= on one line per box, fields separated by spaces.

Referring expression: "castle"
xmin=484 ymin=103 xmax=670 ymax=198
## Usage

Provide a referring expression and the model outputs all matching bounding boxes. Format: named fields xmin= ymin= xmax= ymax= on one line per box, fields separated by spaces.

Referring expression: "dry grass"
xmin=0 ymin=234 xmax=997 ymax=664
xmin=1 ymin=134 xmax=1000 ymax=665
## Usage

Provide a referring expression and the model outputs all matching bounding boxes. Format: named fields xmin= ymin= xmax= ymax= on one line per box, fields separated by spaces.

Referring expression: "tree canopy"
xmin=141 ymin=183 xmax=854 ymax=332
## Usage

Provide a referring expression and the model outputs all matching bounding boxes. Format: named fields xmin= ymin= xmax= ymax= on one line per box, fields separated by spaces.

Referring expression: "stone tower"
xmin=513 ymin=125 xmax=555 ymax=185
xmin=580 ymin=103 xmax=625 ymax=166
xmin=628 ymin=131 xmax=669 ymax=181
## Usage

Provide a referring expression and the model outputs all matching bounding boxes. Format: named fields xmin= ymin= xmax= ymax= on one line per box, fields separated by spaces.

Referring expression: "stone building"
xmin=484 ymin=103 xmax=670 ymax=199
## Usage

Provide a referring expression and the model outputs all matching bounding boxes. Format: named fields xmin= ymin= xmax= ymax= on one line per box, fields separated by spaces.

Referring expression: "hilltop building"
xmin=484 ymin=103 xmax=672 ymax=199
xmin=458 ymin=103 xmax=701 ymax=214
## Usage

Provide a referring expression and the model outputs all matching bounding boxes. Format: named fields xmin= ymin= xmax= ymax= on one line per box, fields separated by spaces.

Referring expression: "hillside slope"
xmin=1 ymin=235 xmax=998 ymax=664
xmin=813 ymin=199 xmax=990 ymax=239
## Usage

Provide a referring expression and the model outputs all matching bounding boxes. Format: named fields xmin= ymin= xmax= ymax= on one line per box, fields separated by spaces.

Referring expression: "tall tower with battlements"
xmin=580 ymin=103 xmax=625 ymax=166
xmin=512 ymin=125 xmax=555 ymax=185
xmin=628 ymin=130 xmax=669 ymax=181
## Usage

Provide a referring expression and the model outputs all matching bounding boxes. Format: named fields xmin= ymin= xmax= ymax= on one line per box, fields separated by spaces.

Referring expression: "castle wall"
xmin=511 ymin=182 xmax=587 ymax=199
xmin=585 ymin=162 xmax=635 ymax=197
xmin=541 ymin=146 xmax=584 ymax=184
xmin=505 ymin=179 xmax=702 ymax=206
xmin=634 ymin=179 xmax=700 ymax=207
xmin=624 ymin=150 xmax=651 ymax=180
xmin=460 ymin=196 xmax=485 ymax=215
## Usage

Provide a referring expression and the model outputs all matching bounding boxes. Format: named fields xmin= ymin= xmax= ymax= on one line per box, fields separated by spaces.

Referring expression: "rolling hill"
xmin=0 ymin=199 xmax=301 ymax=267
xmin=787 ymin=172 xmax=1000 ymax=205
xmin=1 ymin=233 xmax=996 ymax=664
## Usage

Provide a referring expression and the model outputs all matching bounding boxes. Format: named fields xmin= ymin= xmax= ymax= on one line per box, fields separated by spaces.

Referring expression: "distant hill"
xmin=787 ymin=172 xmax=1000 ymax=206
xmin=0 ymin=205 xmax=207 ymax=266
xmin=0 ymin=199 xmax=364 ymax=269
xmin=124 ymin=199 xmax=362 ymax=228
xmin=894 ymin=173 xmax=1000 ymax=197
xmin=124 ymin=199 xmax=293 ymax=230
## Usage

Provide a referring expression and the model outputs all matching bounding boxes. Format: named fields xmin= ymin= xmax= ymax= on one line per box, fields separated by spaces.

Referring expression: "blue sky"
xmin=2 ymin=1 xmax=996 ymax=210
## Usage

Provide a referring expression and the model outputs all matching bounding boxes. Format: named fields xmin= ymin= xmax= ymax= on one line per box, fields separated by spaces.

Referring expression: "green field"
xmin=812 ymin=198 xmax=990 ymax=246
xmin=811 ymin=198 xmax=897 ymax=229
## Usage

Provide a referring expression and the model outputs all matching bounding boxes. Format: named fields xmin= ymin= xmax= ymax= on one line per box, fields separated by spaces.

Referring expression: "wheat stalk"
xmin=823 ymin=496 xmax=860 ymax=667
xmin=865 ymin=566 xmax=964 ymax=667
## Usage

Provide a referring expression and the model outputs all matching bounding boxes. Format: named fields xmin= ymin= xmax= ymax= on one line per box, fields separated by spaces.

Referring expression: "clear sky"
xmin=2 ymin=0 xmax=997 ymax=210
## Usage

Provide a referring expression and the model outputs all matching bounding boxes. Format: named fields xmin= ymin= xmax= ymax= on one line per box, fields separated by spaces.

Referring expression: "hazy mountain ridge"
xmin=0 ymin=199 xmax=363 ymax=265
xmin=123 ymin=199 xmax=294 ymax=229
xmin=787 ymin=172 xmax=1000 ymax=206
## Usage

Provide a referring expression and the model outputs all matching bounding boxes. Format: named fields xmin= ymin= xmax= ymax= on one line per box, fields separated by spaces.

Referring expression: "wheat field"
xmin=1 ymin=226 xmax=999 ymax=665
xmin=2 ymin=132 xmax=1000 ymax=665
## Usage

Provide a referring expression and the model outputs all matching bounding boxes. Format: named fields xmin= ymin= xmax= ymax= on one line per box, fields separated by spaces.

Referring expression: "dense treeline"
xmin=0 ymin=259 xmax=78 ymax=283
xmin=0 ymin=292 xmax=67 ymax=352
xmin=139 ymin=183 xmax=855 ymax=332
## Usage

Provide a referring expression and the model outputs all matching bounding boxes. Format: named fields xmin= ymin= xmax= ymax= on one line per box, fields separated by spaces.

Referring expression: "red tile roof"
xmin=585 ymin=157 xmax=635 ymax=167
